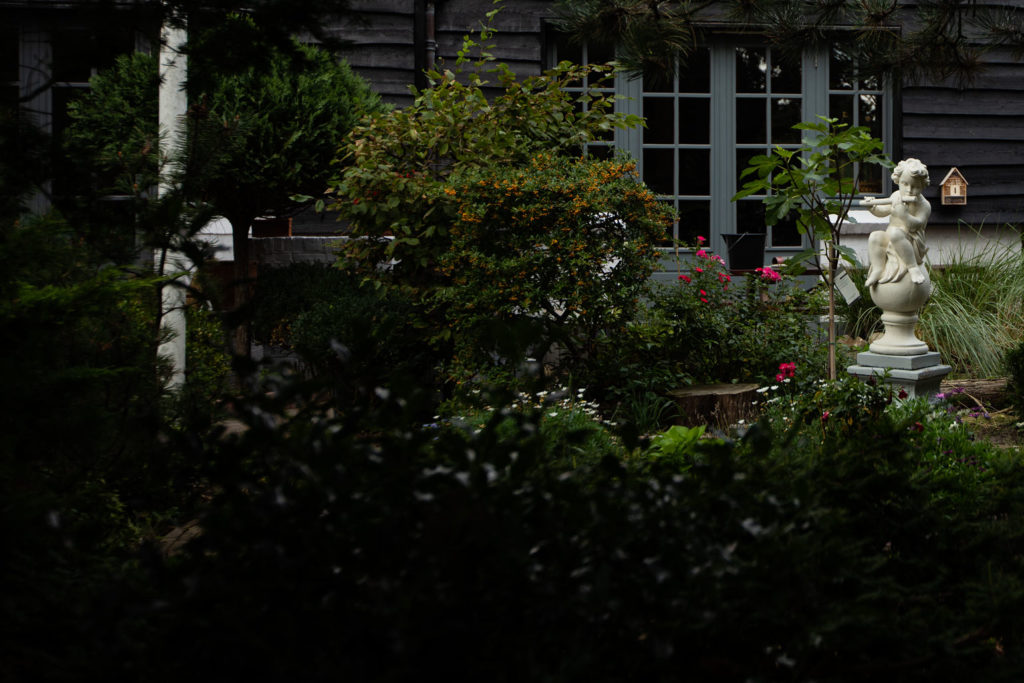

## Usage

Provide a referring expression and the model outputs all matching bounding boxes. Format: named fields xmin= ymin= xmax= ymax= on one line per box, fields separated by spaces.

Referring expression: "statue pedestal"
xmin=847 ymin=351 xmax=952 ymax=400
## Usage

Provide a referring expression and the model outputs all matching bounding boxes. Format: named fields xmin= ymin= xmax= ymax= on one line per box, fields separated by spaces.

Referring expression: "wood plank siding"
xmin=330 ymin=1 xmax=418 ymax=106
xmin=333 ymin=0 xmax=552 ymax=107
xmin=902 ymin=43 xmax=1024 ymax=227
xmin=434 ymin=0 xmax=550 ymax=80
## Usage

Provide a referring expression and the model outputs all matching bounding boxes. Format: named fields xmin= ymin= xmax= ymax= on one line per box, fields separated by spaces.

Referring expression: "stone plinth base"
xmin=847 ymin=351 xmax=952 ymax=400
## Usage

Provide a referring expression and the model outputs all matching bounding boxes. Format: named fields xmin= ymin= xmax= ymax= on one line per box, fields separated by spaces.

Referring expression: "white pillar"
xmin=156 ymin=21 xmax=189 ymax=388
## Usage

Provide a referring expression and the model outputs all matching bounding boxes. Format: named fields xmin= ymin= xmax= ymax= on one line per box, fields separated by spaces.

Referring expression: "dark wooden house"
xmin=332 ymin=0 xmax=1024 ymax=271
xmin=5 ymin=0 xmax=1023 ymax=270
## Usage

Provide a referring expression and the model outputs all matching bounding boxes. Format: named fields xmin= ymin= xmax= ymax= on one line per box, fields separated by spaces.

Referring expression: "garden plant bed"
xmin=939 ymin=378 xmax=1022 ymax=449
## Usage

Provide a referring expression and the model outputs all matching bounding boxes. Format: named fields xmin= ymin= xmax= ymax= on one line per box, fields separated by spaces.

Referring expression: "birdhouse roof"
xmin=940 ymin=167 xmax=968 ymax=186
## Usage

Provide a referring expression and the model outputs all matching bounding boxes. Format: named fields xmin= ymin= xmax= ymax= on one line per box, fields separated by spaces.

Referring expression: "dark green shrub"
xmin=170 ymin=303 xmax=233 ymax=429
xmin=1006 ymin=338 xmax=1024 ymax=417
xmin=583 ymin=253 xmax=829 ymax=427
xmin=0 ymin=214 xmax=198 ymax=681
xmin=250 ymin=263 xmax=356 ymax=346
xmin=63 ymin=52 xmax=160 ymax=196
xmin=250 ymin=263 xmax=439 ymax=408
xmin=100 ymin=372 xmax=1024 ymax=682
xmin=325 ymin=30 xmax=649 ymax=393
xmin=438 ymin=154 xmax=669 ymax=386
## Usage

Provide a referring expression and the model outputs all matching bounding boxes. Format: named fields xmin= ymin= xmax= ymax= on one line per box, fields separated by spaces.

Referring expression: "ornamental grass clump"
xmin=918 ymin=228 xmax=1024 ymax=377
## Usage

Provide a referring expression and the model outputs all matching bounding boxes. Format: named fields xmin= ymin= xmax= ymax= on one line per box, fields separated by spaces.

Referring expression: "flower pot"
xmin=722 ymin=232 xmax=766 ymax=271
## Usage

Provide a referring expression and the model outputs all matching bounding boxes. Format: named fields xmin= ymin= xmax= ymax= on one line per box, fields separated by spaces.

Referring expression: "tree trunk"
xmin=827 ymin=241 xmax=838 ymax=380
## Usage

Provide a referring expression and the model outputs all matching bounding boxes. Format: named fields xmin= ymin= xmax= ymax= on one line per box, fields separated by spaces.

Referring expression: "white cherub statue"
xmin=857 ymin=158 xmax=934 ymax=356
xmin=860 ymin=158 xmax=932 ymax=288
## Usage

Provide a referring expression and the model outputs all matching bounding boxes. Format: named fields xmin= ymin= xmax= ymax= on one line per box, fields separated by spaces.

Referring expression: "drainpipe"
xmin=425 ymin=1 xmax=437 ymax=71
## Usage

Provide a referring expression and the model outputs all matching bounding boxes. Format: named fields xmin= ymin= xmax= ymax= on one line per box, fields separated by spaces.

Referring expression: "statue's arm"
xmin=859 ymin=197 xmax=893 ymax=217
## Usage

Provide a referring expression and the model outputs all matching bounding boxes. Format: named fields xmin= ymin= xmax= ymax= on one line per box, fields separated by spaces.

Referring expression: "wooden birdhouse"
xmin=940 ymin=167 xmax=968 ymax=205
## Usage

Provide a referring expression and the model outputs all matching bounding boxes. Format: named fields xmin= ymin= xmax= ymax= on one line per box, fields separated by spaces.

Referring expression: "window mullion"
xmin=617 ymin=65 xmax=643 ymax=167
xmin=709 ymin=42 xmax=735 ymax=261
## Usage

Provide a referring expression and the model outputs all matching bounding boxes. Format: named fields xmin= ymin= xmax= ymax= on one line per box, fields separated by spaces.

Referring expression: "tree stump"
xmin=939 ymin=378 xmax=1010 ymax=409
xmin=668 ymin=383 xmax=760 ymax=428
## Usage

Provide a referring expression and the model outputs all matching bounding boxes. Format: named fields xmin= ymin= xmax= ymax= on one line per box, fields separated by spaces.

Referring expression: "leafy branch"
xmin=734 ymin=117 xmax=893 ymax=379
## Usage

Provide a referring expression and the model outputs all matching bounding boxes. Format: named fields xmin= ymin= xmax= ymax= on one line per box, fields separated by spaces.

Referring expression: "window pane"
xmin=643 ymin=148 xmax=674 ymax=195
xmin=770 ymin=50 xmax=801 ymax=94
xmin=52 ymin=31 xmax=94 ymax=82
xmin=2 ymin=28 xmax=17 ymax=83
xmin=587 ymin=42 xmax=615 ymax=65
xmin=554 ymin=33 xmax=583 ymax=65
xmin=736 ymin=47 xmax=767 ymax=93
xmin=830 ymin=48 xmax=854 ymax=90
xmin=859 ymin=161 xmax=883 ymax=195
xmin=860 ymin=93 xmax=882 ymax=138
xmin=659 ymin=199 xmax=677 ymax=243
xmin=678 ymin=98 xmax=709 ymax=144
xmin=771 ymin=97 xmax=802 ymax=144
xmin=830 ymin=93 xmax=854 ymax=126
xmin=643 ymin=97 xmax=674 ymax=144
xmin=678 ymin=48 xmax=710 ymax=93
xmin=678 ymin=149 xmax=710 ymax=195
xmin=772 ymin=213 xmax=802 ymax=247
xmin=552 ymin=33 xmax=583 ymax=87
xmin=736 ymin=200 xmax=768 ymax=234
xmin=736 ymin=149 xmax=763 ymax=187
xmin=643 ymin=63 xmax=673 ymax=92
xmin=677 ymin=200 xmax=710 ymax=243
xmin=736 ymin=98 xmax=766 ymax=144
xmin=861 ymin=71 xmax=880 ymax=90
xmin=52 ymin=86 xmax=84 ymax=141
xmin=587 ymin=144 xmax=614 ymax=160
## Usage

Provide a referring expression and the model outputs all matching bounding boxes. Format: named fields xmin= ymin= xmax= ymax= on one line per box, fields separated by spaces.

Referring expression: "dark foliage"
xmin=0 ymin=110 xmax=51 ymax=222
xmin=250 ymin=263 xmax=439 ymax=410
xmin=15 ymin=370 xmax=1018 ymax=682
xmin=1007 ymin=338 xmax=1024 ymax=418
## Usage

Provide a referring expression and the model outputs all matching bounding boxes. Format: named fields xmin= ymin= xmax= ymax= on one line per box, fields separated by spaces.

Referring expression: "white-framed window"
xmin=547 ymin=34 xmax=894 ymax=267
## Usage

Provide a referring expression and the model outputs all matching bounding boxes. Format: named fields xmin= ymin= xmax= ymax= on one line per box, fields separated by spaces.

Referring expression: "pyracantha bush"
xmin=437 ymin=154 xmax=670 ymax=385
xmin=326 ymin=48 xmax=642 ymax=317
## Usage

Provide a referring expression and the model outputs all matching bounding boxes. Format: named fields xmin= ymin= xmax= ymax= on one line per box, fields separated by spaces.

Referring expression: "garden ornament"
xmin=859 ymin=158 xmax=933 ymax=355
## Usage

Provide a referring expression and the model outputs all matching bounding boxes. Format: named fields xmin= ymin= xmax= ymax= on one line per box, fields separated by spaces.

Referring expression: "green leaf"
xmin=835 ymin=244 xmax=861 ymax=267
